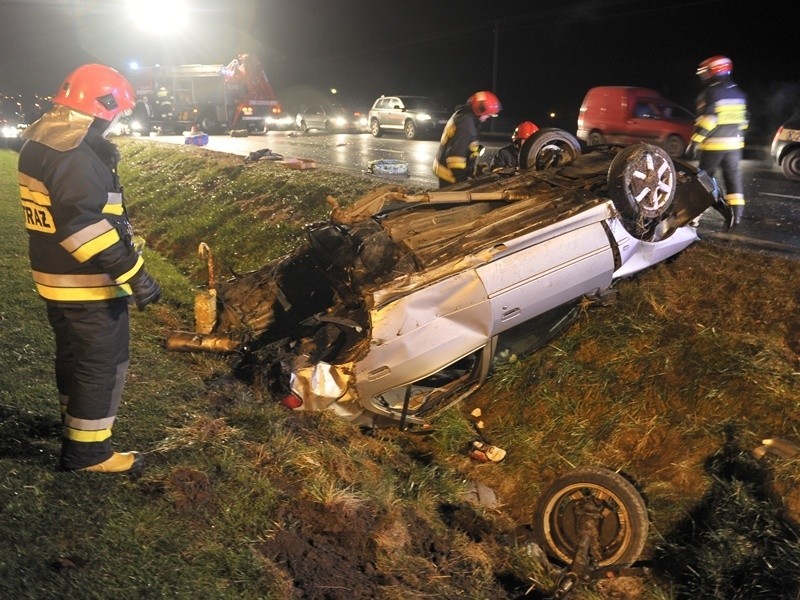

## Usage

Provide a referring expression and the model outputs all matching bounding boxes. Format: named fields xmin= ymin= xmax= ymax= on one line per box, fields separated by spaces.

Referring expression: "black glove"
xmin=129 ymin=268 xmax=162 ymax=311
xmin=685 ymin=142 xmax=699 ymax=160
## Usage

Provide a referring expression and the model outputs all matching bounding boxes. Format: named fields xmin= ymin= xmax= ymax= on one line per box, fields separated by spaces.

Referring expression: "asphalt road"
xmin=134 ymin=130 xmax=800 ymax=256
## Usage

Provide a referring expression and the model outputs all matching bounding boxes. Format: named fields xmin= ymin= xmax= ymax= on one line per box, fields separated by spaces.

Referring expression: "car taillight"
xmin=281 ymin=393 xmax=302 ymax=409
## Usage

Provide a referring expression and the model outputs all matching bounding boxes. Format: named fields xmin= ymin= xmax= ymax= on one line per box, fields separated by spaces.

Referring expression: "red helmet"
xmin=468 ymin=91 xmax=502 ymax=117
xmin=52 ymin=64 xmax=136 ymax=121
xmin=696 ymin=56 xmax=732 ymax=81
xmin=512 ymin=121 xmax=539 ymax=143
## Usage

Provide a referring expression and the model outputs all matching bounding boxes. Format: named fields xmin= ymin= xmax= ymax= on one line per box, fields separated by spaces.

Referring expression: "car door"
xmin=388 ymin=98 xmax=405 ymax=130
xmin=475 ymin=208 xmax=615 ymax=336
xmin=627 ymin=100 xmax=665 ymax=144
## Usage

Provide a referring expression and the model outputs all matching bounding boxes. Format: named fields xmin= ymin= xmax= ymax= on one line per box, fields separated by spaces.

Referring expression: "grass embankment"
xmin=1 ymin=139 xmax=799 ymax=599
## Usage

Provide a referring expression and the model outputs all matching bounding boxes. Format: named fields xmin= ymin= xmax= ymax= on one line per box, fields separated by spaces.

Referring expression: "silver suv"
xmin=368 ymin=95 xmax=450 ymax=140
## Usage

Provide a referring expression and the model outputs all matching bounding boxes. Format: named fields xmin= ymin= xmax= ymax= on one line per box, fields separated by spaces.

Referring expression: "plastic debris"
xmin=469 ymin=440 xmax=507 ymax=463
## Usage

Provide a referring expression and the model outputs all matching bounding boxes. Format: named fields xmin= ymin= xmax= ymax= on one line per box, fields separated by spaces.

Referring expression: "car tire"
xmin=370 ymin=119 xmax=383 ymax=137
xmin=781 ymin=147 xmax=800 ymax=181
xmin=533 ymin=466 xmax=649 ymax=568
xmin=299 ymin=121 xmax=308 ymax=134
xmin=519 ymin=128 xmax=581 ymax=171
xmin=663 ymin=134 xmax=685 ymax=158
xmin=404 ymin=120 xmax=417 ymax=140
xmin=608 ymin=143 xmax=675 ymax=222
xmin=200 ymin=115 xmax=219 ymax=134
xmin=587 ymin=131 xmax=605 ymax=146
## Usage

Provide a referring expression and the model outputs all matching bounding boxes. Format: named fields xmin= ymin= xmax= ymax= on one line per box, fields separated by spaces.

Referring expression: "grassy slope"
xmin=1 ymin=140 xmax=799 ymax=599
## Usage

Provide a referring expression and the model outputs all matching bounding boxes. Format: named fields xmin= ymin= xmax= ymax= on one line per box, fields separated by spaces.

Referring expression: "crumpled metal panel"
xmin=354 ymin=270 xmax=491 ymax=419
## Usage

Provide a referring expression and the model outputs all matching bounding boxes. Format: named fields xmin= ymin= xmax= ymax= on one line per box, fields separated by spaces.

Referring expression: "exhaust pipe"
xmin=165 ymin=331 xmax=240 ymax=353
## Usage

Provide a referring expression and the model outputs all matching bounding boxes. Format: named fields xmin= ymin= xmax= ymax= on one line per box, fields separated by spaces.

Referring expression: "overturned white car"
xmin=168 ymin=129 xmax=731 ymax=429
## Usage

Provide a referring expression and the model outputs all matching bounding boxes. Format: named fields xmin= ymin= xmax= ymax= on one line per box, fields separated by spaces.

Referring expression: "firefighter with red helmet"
xmin=688 ymin=55 xmax=748 ymax=225
xmin=432 ymin=90 xmax=501 ymax=188
xmin=17 ymin=64 xmax=162 ymax=473
xmin=488 ymin=120 xmax=539 ymax=171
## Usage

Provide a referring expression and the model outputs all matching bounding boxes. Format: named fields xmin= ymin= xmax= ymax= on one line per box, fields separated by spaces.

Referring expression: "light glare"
xmin=127 ymin=0 xmax=189 ymax=34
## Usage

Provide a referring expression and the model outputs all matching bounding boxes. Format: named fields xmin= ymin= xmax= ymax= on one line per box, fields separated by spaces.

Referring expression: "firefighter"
xmin=687 ymin=55 xmax=748 ymax=225
xmin=432 ymin=90 xmax=501 ymax=188
xmin=156 ymin=86 xmax=173 ymax=119
xmin=17 ymin=64 xmax=162 ymax=473
xmin=488 ymin=120 xmax=539 ymax=171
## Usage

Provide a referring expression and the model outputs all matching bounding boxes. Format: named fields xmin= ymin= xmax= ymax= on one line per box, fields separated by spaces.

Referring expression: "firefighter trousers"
xmin=46 ymin=299 xmax=130 ymax=470
xmin=699 ymin=149 xmax=745 ymax=207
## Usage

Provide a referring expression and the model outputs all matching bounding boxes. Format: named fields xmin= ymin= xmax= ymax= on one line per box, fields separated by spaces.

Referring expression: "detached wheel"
xmin=370 ymin=119 xmax=383 ymax=137
xmin=404 ymin=120 xmax=417 ymax=140
xmin=533 ymin=467 xmax=649 ymax=568
xmin=781 ymin=148 xmax=800 ymax=181
xmin=520 ymin=128 xmax=581 ymax=171
xmin=608 ymin=143 xmax=675 ymax=221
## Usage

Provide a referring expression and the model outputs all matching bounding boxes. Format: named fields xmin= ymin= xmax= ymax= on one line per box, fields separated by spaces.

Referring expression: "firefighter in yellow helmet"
xmin=687 ymin=56 xmax=748 ymax=226
xmin=17 ymin=64 xmax=162 ymax=473
xmin=432 ymin=91 xmax=501 ymax=188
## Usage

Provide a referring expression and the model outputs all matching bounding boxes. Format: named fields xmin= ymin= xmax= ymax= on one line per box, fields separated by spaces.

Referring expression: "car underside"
xmin=167 ymin=129 xmax=731 ymax=428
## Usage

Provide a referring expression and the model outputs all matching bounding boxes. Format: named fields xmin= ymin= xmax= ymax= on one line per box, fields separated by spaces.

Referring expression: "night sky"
xmin=1 ymin=0 xmax=797 ymax=140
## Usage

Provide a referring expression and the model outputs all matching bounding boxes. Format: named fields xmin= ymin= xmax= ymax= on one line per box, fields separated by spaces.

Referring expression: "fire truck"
xmin=126 ymin=54 xmax=290 ymax=135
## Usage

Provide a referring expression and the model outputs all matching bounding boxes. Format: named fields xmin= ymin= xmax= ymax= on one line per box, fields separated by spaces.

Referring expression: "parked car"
xmin=368 ymin=95 xmax=450 ymax=139
xmin=577 ymin=86 xmax=695 ymax=158
xmin=771 ymin=109 xmax=800 ymax=181
xmin=168 ymin=129 xmax=732 ymax=431
xmin=295 ymin=104 xmax=368 ymax=134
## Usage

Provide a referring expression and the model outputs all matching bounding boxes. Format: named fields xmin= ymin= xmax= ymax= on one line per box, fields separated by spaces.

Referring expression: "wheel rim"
xmin=664 ymin=136 xmax=683 ymax=157
xmin=405 ymin=122 xmax=415 ymax=138
xmin=536 ymin=143 xmax=574 ymax=169
xmin=627 ymin=149 xmax=674 ymax=215
xmin=785 ymin=151 xmax=800 ymax=179
xmin=539 ymin=482 xmax=635 ymax=566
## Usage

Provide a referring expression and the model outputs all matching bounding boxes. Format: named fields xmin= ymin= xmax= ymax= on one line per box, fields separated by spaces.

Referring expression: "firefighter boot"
xmin=732 ymin=205 xmax=744 ymax=226
xmin=79 ymin=451 xmax=144 ymax=473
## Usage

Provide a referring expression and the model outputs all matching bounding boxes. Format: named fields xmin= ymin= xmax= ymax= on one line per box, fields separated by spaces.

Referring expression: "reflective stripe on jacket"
xmin=432 ymin=106 xmax=480 ymax=184
xmin=692 ymin=79 xmax=748 ymax=151
xmin=18 ymin=126 xmax=144 ymax=303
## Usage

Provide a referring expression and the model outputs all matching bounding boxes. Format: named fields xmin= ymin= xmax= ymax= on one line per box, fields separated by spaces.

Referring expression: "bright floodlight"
xmin=127 ymin=0 xmax=189 ymax=34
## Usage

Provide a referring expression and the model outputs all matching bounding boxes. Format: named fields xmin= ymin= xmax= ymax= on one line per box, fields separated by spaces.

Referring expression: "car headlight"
xmin=417 ymin=113 xmax=432 ymax=122
xmin=1 ymin=125 xmax=19 ymax=138
xmin=334 ymin=117 xmax=348 ymax=127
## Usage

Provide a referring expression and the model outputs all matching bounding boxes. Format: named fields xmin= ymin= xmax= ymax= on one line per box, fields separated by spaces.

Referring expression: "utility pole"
xmin=491 ymin=20 xmax=499 ymax=132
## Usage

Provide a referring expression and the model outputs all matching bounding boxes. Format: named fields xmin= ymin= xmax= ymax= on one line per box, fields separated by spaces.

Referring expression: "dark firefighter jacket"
xmin=692 ymin=77 xmax=748 ymax=152
xmin=432 ymin=105 xmax=481 ymax=184
xmin=17 ymin=107 xmax=145 ymax=304
xmin=489 ymin=142 xmax=519 ymax=171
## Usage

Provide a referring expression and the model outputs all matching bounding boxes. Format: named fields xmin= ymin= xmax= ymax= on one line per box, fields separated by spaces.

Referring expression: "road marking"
xmin=760 ymin=192 xmax=800 ymax=200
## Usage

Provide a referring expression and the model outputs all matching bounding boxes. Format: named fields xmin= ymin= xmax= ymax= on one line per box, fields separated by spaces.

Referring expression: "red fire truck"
xmin=126 ymin=54 xmax=291 ymax=135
